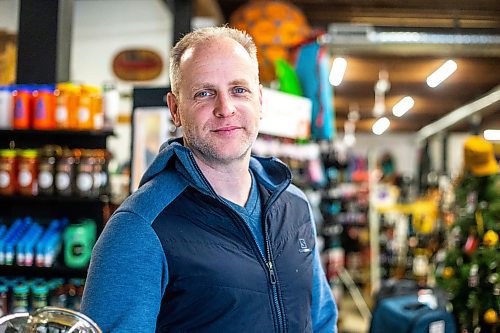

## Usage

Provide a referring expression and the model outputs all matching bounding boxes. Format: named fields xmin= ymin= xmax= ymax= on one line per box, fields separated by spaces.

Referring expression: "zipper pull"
xmin=267 ymin=261 xmax=277 ymax=285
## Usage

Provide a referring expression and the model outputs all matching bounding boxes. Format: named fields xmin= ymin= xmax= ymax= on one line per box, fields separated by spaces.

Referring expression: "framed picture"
xmin=130 ymin=87 xmax=178 ymax=192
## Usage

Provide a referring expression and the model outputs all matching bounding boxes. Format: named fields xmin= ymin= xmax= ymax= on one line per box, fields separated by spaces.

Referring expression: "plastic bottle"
xmin=12 ymin=282 xmax=29 ymax=313
xmin=23 ymin=223 xmax=43 ymax=266
xmin=33 ymin=84 xmax=56 ymax=130
xmin=13 ymin=85 xmax=33 ymax=129
xmin=64 ymin=219 xmax=96 ymax=268
xmin=102 ymin=82 xmax=119 ymax=127
xmin=0 ymin=85 xmax=13 ymax=129
xmin=77 ymin=85 xmax=97 ymax=130
xmin=0 ymin=219 xmax=23 ymax=264
xmin=31 ymin=282 xmax=49 ymax=310
xmin=55 ymin=83 xmax=79 ymax=129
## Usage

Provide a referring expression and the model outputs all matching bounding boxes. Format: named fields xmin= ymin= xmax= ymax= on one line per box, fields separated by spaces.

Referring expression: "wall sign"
xmin=260 ymin=87 xmax=312 ymax=139
xmin=112 ymin=49 xmax=163 ymax=81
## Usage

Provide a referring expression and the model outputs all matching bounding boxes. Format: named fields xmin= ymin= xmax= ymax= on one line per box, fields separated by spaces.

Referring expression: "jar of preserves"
xmin=93 ymin=149 xmax=109 ymax=196
xmin=76 ymin=149 xmax=96 ymax=197
xmin=0 ymin=149 xmax=17 ymax=195
xmin=17 ymin=149 xmax=38 ymax=196
xmin=38 ymin=145 xmax=62 ymax=195
xmin=55 ymin=149 xmax=75 ymax=196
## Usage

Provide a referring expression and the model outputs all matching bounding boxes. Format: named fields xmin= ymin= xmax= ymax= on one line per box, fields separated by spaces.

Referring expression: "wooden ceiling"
xmin=213 ymin=0 xmax=500 ymax=134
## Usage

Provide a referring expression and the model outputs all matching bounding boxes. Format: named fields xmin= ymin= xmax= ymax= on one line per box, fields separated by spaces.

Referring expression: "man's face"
xmin=168 ymin=37 xmax=262 ymax=166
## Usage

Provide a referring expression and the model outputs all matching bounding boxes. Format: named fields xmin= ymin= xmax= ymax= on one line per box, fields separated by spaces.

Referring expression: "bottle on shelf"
xmin=17 ymin=149 xmax=38 ymax=196
xmin=0 ymin=148 xmax=17 ymax=195
xmin=33 ymin=85 xmax=57 ymax=130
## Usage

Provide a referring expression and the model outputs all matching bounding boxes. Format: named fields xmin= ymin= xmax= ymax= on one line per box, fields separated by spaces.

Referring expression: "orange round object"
xmin=230 ymin=0 xmax=311 ymax=84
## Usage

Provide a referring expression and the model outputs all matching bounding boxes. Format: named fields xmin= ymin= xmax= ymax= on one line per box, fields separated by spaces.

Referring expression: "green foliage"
xmin=436 ymin=173 xmax=500 ymax=332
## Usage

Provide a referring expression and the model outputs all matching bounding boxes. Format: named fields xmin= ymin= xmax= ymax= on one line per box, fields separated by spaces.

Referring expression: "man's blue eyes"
xmin=195 ymin=88 xmax=247 ymax=98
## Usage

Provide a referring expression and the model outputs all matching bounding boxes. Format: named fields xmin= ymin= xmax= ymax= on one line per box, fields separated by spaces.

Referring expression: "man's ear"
xmin=258 ymin=84 xmax=263 ymax=118
xmin=167 ymin=92 xmax=181 ymax=127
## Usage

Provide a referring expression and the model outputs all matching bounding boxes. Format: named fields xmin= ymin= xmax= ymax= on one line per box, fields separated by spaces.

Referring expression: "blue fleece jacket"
xmin=81 ymin=139 xmax=337 ymax=332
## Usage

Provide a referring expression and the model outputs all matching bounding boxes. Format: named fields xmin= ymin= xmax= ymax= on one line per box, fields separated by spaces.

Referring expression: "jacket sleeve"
xmin=310 ymin=214 xmax=338 ymax=332
xmin=81 ymin=211 xmax=168 ymax=333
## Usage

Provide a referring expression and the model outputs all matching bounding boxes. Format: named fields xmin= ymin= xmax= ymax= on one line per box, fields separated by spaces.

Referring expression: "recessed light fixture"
xmin=426 ymin=60 xmax=457 ymax=88
xmin=484 ymin=129 xmax=500 ymax=141
xmin=372 ymin=117 xmax=390 ymax=135
xmin=329 ymin=57 xmax=347 ymax=86
xmin=392 ymin=96 xmax=415 ymax=117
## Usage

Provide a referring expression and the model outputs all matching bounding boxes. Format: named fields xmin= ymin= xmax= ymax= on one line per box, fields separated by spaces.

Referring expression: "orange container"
xmin=55 ymin=83 xmax=80 ymax=129
xmin=77 ymin=85 xmax=102 ymax=130
xmin=33 ymin=85 xmax=56 ymax=130
xmin=13 ymin=86 xmax=34 ymax=129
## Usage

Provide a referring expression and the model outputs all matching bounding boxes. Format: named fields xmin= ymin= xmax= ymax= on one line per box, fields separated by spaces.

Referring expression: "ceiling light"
xmin=392 ymin=96 xmax=415 ymax=117
xmin=329 ymin=57 xmax=347 ymax=86
xmin=372 ymin=117 xmax=390 ymax=135
xmin=426 ymin=60 xmax=457 ymax=88
xmin=484 ymin=129 xmax=500 ymax=141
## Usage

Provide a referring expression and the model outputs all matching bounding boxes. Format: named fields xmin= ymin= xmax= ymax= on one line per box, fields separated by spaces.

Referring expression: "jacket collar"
xmin=139 ymin=137 xmax=292 ymax=195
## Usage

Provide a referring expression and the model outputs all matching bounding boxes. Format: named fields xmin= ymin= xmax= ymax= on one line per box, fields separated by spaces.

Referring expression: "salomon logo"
xmin=299 ymin=239 xmax=311 ymax=253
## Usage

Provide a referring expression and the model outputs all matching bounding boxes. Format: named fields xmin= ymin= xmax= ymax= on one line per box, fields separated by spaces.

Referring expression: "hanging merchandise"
xmin=436 ymin=136 xmax=500 ymax=333
xmin=295 ymin=41 xmax=335 ymax=140
xmin=230 ymin=0 xmax=312 ymax=84
xmin=274 ymin=58 xmax=303 ymax=96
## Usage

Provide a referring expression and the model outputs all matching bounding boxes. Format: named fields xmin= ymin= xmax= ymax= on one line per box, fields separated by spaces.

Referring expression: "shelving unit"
xmin=0 ymin=129 xmax=113 ymax=280
xmin=0 ymin=129 xmax=114 ymax=149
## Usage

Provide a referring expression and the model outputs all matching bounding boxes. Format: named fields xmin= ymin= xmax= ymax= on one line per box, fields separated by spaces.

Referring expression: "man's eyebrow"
xmin=190 ymin=83 xmax=216 ymax=93
xmin=229 ymin=79 xmax=251 ymax=86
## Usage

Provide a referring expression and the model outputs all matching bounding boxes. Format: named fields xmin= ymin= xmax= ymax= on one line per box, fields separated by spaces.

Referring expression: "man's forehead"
xmin=180 ymin=38 xmax=251 ymax=65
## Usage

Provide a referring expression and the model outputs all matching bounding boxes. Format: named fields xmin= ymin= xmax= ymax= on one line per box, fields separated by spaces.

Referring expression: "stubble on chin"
xmin=184 ymin=130 xmax=255 ymax=166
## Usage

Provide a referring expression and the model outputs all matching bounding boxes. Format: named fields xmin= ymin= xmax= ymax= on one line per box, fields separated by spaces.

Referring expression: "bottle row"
xmin=0 ymin=217 xmax=96 ymax=269
xmin=0 ymin=82 xmax=120 ymax=131
xmin=0 ymin=146 xmax=110 ymax=198
xmin=0 ymin=277 xmax=85 ymax=316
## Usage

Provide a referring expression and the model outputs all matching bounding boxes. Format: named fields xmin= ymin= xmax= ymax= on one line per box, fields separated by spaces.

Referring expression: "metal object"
xmin=0 ymin=307 xmax=102 ymax=333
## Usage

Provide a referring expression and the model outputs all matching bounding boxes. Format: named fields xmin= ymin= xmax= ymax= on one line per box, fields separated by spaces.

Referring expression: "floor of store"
xmin=338 ymin=294 xmax=371 ymax=333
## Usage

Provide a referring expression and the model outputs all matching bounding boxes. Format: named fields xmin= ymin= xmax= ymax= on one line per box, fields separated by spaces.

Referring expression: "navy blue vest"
xmin=152 ymin=183 xmax=315 ymax=333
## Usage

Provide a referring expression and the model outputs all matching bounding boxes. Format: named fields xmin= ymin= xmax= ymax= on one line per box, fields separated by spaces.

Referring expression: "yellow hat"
xmin=463 ymin=136 xmax=499 ymax=176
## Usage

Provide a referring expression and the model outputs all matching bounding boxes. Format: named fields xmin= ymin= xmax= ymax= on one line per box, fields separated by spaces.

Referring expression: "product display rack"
xmin=0 ymin=129 xmax=114 ymax=149
xmin=0 ymin=129 xmax=113 ymax=280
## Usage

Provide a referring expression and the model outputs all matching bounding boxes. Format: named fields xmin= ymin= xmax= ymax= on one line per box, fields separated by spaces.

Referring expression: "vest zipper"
xmin=188 ymin=153 xmax=289 ymax=333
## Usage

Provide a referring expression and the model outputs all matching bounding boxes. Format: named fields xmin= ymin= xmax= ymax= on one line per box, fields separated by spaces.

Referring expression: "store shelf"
xmin=0 ymin=194 xmax=109 ymax=204
xmin=0 ymin=264 xmax=87 ymax=279
xmin=0 ymin=128 xmax=114 ymax=149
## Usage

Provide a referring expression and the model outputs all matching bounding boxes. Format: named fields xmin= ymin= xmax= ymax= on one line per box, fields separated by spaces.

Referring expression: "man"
xmin=81 ymin=26 xmax=337 ymax=332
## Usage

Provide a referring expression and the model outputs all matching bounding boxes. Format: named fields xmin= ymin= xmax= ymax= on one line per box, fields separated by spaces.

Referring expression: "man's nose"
xmin=214 ymin=93 xmax=236 ymax=117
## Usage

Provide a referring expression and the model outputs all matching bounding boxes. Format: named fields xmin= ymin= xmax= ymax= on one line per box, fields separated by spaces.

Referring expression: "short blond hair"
xmin=169 ymin=26 xmax=258 ymax=96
